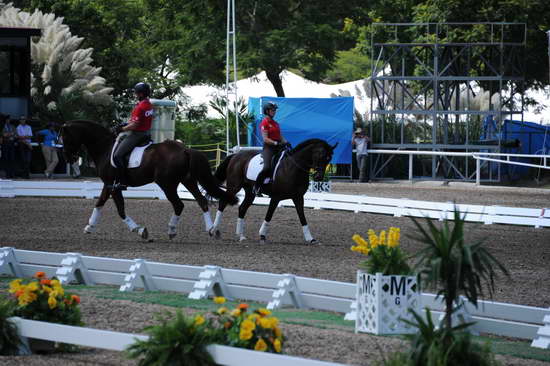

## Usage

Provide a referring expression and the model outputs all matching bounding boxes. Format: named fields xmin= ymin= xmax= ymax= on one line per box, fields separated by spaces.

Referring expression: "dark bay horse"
xmin=60 ymin=120 xmax=238 ymax=239
xmin=211 ymin=138 xmax=337 ymax=244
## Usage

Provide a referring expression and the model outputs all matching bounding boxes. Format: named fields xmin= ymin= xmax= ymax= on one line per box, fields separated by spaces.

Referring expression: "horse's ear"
xmin=331 ymin=142 xmax=339 ymax=150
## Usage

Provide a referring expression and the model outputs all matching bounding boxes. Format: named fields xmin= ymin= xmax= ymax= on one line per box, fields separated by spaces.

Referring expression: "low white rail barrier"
xmin=369 ymin=149 xmax=550 ymax=184
xmin=1 ymin=247 xmax=548 ymax=345
xmin=1 ymin=180 xmax=549 ymax=228
xmin=11 ymin=317 xmax=343 ymax=365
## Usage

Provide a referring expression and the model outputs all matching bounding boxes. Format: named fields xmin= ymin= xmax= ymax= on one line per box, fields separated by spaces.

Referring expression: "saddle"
xmin=110 ymin=137 xmax=153 ymax=169
xmin=246 ymin=150 xmax=287 ymax=183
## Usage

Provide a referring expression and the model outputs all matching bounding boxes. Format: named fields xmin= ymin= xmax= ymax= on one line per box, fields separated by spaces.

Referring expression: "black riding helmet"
xmin=134 ymin=82 xmax=151 ymax=97
xmin=263 ymin=102 xmax=278 ymax=115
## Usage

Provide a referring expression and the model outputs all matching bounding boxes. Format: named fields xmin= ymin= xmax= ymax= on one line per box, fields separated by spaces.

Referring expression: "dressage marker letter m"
xmin=390 ymin=276 xmax=406 ymax=296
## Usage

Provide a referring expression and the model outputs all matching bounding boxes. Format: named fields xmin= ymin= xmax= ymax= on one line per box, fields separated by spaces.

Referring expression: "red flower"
xmin=71 ymin=295 xmax=81 ymax=304
xmin=40 ymin=279 xmax=51 ymax=285
xmin=15 ymin=290 xmax=24 ymax=298
xmin=35 ymin=271 xmax=46 ymax=279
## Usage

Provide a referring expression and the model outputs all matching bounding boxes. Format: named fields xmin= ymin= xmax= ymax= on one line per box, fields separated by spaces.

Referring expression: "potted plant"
xmin=351 ymin=227 xmax=419 ymax=334
xmin=127 ymin=297 xmax=285 ymax=365
xmin=7 ymin=271 xmax=83 ymax=353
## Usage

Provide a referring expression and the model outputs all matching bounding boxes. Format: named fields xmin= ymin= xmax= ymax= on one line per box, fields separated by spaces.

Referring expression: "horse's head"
xmin=60 ymin=123 xmax=82 ymax=164
xmin=310 ymin=141 xmax=338 ymax=182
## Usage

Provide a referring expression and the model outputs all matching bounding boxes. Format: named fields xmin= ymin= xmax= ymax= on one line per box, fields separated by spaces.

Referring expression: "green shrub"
xmin=126 ymin=311 xmax=220 ymax=366
xmin=0 ymin=299 xmax=20 ymax=355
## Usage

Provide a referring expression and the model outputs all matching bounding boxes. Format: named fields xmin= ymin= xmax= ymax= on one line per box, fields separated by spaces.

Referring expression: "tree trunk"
xmin=265 ymin=69 xmax=285 ymax=97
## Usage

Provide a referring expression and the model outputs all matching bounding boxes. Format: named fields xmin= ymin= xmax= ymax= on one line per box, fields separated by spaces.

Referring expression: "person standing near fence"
xmin=16 ymin=116 xmax=33 ymax=179
xmin=37 ymin=122 xmax=59 ymax=178
xmin=1 ymin=114 xmax=17 ymax=178
xmin=352 ymin=127 xmax=370 ymax=183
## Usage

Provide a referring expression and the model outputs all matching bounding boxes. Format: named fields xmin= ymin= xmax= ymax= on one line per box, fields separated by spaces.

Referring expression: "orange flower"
xmin=40 ymin=279 xmax=51 ymax=286
xmin=15 ymin=289 xmax=24 ymax=298
xmin=71 ymin=295 xmax=81 ymax=304
xmin=35 ymin=271 xmax=46 ymax=279
xmin=237 ymin=303 xmax=249 ymax=311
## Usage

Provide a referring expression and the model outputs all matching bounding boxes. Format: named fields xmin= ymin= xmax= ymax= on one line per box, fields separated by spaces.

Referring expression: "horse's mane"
xmin=291 ymin=138 xmax=330 ymax=153
xmin=65 ymin=120 xmax=112 ymax=133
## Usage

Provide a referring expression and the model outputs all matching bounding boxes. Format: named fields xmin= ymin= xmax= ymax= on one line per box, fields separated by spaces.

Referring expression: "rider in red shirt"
xmin=112 ymin=82 xmax=154 ymax=191
xmin=254 ymin=102 xmax=290 ymax=195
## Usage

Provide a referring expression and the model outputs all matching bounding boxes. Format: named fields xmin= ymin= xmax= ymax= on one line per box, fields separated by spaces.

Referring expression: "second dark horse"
xmin=210 ymin=139 xmax=337 ymax=244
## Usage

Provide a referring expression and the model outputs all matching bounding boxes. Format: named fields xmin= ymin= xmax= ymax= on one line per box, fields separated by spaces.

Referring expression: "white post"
xmin=476 ymin=158 xmax=481 ymax=186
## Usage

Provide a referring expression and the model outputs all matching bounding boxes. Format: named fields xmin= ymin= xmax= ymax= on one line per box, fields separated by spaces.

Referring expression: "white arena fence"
xmin=10 ymin=317 xmax=344 ymax=366
xmin=1 ymin=179 xmax=550 ymax=228
xmin=1 ymin=247 xmax=549 ymax=348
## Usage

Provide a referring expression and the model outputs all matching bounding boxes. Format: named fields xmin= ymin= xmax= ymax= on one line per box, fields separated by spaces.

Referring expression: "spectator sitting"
xmin=16 ymin=116 xmax=33 ymax=179
xmin=37 ymin=122 xmax=59 ymax=179
xmin=2 ymin=114 xmax=18 ymax=178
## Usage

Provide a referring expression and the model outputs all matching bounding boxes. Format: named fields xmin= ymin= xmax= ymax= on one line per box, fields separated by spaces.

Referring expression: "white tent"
xmin=180 ymin=70 xmax=550 ymax=124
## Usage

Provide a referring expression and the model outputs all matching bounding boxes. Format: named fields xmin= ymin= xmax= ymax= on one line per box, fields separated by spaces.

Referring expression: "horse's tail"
xmin=214 ymin=153 xmax=235 ymax=183
xmin=190 ymin=150 xmax=239 ymax=206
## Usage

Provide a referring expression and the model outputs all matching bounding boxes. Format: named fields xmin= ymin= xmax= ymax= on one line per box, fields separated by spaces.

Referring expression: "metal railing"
xmin=368 ymin=149 xmax=550 ymax=185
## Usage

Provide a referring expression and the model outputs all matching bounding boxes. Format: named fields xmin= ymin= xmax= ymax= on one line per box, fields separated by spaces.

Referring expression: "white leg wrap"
xmin=259 ymin=220 xmax=270 ymax=236
xmin=236 ymin=218 xmax=245 ymax=235
xmin=203 ymin=211 xmax=213 ymax=231
xmin=169 ymin=214 xmax=181 ymax=228
xmin=123 ymin=216 xmax=139 ymax=231
xmin=302 ymin=225 xmax=314 ymax=242
xmin=88 ymin=207 xmax=101 ymax=226
xmin=213 ymin=210 xmax=223 ymax=229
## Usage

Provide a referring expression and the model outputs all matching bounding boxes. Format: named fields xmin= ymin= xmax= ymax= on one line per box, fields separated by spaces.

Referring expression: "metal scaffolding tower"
xmin=369 ymin=23 xmax=526 ymax=182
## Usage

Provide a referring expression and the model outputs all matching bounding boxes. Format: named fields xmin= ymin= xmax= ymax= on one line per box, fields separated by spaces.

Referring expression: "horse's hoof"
xmin=309 ymin=239 xmax=320 ymax=245
xmin=259 ymin=235 xmax=266 ymax=245
xmin=215 ymin=230 xmax=221 ymax=239
xmin=168 ymin=233 xmax=177 ymax=240
xmin=138 ymin=227 xmax=148 ymax=239
xmin=208 ymin=227 xmax=216 ymax=237
xmin=239 ymin=235 xmax=247 ymax=242
xmin=83 ymin=225 xmax=96 ymax=234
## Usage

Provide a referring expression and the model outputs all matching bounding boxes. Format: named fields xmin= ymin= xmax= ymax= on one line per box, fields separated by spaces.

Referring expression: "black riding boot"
xmin=254 ymin=172 xmax=266 ymax=196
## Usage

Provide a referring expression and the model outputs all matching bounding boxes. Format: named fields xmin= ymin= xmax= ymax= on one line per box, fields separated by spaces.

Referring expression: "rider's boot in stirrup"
xmin=112 ymin=167 xmax=128 ymax=191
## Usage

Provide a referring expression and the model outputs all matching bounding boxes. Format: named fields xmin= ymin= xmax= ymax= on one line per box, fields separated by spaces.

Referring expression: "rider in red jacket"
xmin=112 ymin=82 xmax=154 ymax=191
xmin=254 ymin=102 xmax=290 ymax=195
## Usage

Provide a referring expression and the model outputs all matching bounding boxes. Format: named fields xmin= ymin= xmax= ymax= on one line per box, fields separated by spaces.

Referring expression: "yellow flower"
xmin=247 ymin=313 xmax=260 ymax=324
xmin=213 ymin=296 xmax=226 ymax=304
xmin=217 ymin=307 xmax=228 ymax=315
xmin=273 ymin=338 xmax=282 ymax=353
xmin=260 ymin=317 xmax=273 ymax=329
xmin=42 ymin=285 xmax=53 ymax=294
xmin=241 ymin=319 xmax=256 ymax=332
xmin=269 ymin=317 xmax=279 ymax=328
xmin=379 ymin=230 xmax=387 ymax=245
xmin=47 ymin=295 xmax=57 ymax=309
xmin=254 ymin=338 xmax=268 ymax=351
xmin=231 ymin=309 xmax=241 ymax=317
xmin=26 ymin=281 xmax=39 ymax=292
xmin=239 ymin=329 xmax=253 ymax=341
xmin=274 ymin=326 xmax=283 ymax=339
xmin=194 ymin=315 xmax=205 ymax=326
xmin=352 ymin=234 xmax=368 ymax=247
xmin=257 ymin=308 xmax=271 ymax=317
xmin=9 ymin=279 xmax=22 ymax=293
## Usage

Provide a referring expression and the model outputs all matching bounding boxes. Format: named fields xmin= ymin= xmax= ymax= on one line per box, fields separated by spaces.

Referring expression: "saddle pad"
xmin=110 ymin=141 xmax=153 ymax=169
xmin=245 ymin=151 xmax=286 ymax=182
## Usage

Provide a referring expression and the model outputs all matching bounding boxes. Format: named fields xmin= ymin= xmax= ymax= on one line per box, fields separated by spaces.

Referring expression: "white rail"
xmin=11 ymin=317 xmax=342 ymax=365
xmin=1 ymin=180 xmax=549 ymax=228
xmin=369 ymin=149 xmax=550 ymax=184
xmin=1 ymin=247 xmax=548 ymax=343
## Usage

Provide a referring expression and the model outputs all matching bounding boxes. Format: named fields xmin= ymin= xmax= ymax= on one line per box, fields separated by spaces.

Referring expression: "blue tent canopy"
xmin=247 ymin=97 xmax=354 ymax=164
xmin=482 ymin=116 xmax=550 ymax=177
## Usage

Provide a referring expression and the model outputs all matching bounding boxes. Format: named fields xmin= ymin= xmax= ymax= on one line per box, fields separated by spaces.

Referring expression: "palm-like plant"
xmin=410 ymin=208 xmax=509 ymax=332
